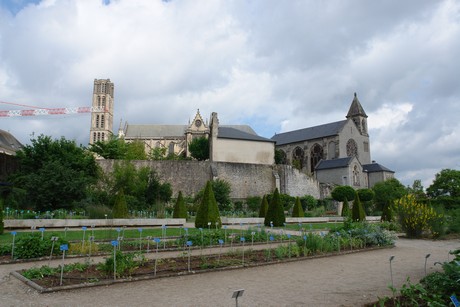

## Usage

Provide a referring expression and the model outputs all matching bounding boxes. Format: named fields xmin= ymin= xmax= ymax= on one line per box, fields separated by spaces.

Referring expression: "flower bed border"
xmin=11 ymin=244 xmax=393 ymax=293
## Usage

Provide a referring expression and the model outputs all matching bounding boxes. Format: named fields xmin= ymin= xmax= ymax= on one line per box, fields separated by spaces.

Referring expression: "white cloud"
xmin=0 ymin=0 xmax=459 ymax=187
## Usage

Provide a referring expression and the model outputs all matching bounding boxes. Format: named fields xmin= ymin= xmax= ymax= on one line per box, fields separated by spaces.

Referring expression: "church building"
xmin=271 ymin=93 xmax=394 ymax=188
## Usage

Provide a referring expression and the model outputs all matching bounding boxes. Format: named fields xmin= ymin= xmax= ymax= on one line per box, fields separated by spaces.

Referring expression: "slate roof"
xmin=218 ymin=126 xmax=275 ymax=142
xmin=124 ymin=125 xmax=187 ymax=138
xmin=315 ymin=157 xmax=353 ymax=170
xmin=271 ymin=120 xmax=347 ymax=145
xmin=346 ymin=93 xmax=367 ymax=118
xmin=0 ymin=129 xmax=23 ymax=155
xmin=363 ymin=162 xmax=394 ymax=173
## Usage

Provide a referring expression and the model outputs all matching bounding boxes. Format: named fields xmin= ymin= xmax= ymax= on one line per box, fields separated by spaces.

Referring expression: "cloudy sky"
xmin=1 ymin=0 xmax=459 ymax=188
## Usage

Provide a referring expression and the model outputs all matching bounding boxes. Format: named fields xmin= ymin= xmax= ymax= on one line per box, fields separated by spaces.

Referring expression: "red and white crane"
xmin=0 ymin=100 xmax=105 ymax=117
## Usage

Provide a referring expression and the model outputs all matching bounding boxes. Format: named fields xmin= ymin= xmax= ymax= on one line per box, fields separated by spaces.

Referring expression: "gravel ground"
xmin=0 ymin=237 xmax=458 ymax=307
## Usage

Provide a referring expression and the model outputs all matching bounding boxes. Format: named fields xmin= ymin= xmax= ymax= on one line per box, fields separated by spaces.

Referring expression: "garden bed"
xmin=11 ymin=245 xmax=392 ymax=293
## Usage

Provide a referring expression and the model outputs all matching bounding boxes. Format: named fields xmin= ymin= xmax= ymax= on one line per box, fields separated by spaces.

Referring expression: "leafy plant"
xmin=264 ymin=188 xmax=285 ymax=227
xmin=195 ymin=181 xmax=222 ymax=229
xmin=14 ymin=233 xmax=69 ymax=259
xmin=292 ymin=197 xmax=304 ymax=217
xmin=98 ymin=251 xmax=144 ymax=278
xmin=173 ymin=191 xmax=187 ymax=218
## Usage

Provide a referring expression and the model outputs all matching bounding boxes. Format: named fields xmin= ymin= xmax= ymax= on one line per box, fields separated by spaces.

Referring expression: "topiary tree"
xmin=264 ymin=188 xmax=285 ymax=227
xmin=195 ymin=181 xmax=221 ymax=229
xmin=258 ymin=195 xmax=269 ymax=218
xmin=292 ymin=196 xmax=304 ymax=217
xmin=331 ymin=186 xmax=356 ymax=203
xmin=352 ymin=193 xmax=366 ymax=222
xmin=113 ymin=189 xmax=129 ymax=218
xmin=173 ymin=191 xmax=187 ymax=219
xmin=341 ymin=198 xmax=351 ymax=217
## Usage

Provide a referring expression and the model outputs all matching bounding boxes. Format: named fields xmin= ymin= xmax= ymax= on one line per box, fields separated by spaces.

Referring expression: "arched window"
xmin=346 ymin=139 xmax=358 ymax=158
xmin=102 ymin=97 xmax=106 ymax=109
xmin=97 ymin=96 xmax=101 ymax=108
xmin=292 ymin=146 xmax=304 ymax=170
xmin=101 ymin=132 xmax=105 ymax=141
xmin=96 ymin=115 xmax=100 ymax=128
xmin=101 ymin=115 xmax=105 ymax=128
xmin=310 ymin=143 xmax=323 ymax=173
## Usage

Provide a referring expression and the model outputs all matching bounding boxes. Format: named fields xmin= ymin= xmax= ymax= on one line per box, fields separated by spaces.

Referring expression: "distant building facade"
xmin=271 ymin=93 xmax=394 ymax=188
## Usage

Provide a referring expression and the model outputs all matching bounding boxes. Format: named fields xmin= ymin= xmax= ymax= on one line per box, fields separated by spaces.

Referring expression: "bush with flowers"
xmin=394 ymin=194 xmax=443 ymax=238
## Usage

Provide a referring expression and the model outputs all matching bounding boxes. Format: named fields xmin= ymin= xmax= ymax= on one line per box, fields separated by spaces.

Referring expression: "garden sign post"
xmin=59 ymin=244 xmax=68 ymax=286
xmin=11 ymin=231 xmax=17 ymax=260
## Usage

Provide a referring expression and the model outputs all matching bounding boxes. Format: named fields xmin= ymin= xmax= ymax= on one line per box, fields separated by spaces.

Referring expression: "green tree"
xmin=352 ymin=193 xmax=366 ymax=222
xmin=341 ymin=198 xmax=351 ymax=217
xmin=195 ymin=181 xmax=221 ymax=228
xmin=292 ymin=197 xmax=304 ymax=217
xmin=427 ymin=169 xmax=460 ymax=210
xmin=331 ymin=186 xmax=356 ymax=203
xmin=112 ymin=189 xmax=128 ymax=218
xmin=89 ymin=136 xmax=146 ymax=160
xmin=274 ymin=149 xmax=286 ymax=164
xmin=188 ymin=136 xmax=209 ymax=161
xmin=173 ymin=191 xmax=187 ymax=219
xmin=264 ymin=188 xmax=286 ymax=227
xmin=373 ymin=178 xmax=407 ymax=215
xmin=148 ymin=147 xmax=167 ymax=160
xmin=194 ymin=179 xmax=232 ymax=212
xmin=258 ymin=195 xmax=268 ymax=217
xmin=357 ymin=188 xmax=375 ymax=215
xmin=299 ymin=195 xmax=318 ymax=211
xmin=9 ymin=135 xmax=99 ymax=211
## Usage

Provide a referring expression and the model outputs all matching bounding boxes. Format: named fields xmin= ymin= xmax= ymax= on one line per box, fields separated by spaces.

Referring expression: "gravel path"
xmin=0 ymin=238 xmax=458 ymax=307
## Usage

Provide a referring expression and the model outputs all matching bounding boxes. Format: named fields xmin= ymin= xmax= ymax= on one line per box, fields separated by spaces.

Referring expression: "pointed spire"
xmin=346 ymin=92 xmax=367 ymax=118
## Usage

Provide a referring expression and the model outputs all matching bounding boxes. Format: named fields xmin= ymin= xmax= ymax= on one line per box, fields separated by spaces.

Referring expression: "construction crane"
xmin=0 ymin=100 xmax=105 ymax=117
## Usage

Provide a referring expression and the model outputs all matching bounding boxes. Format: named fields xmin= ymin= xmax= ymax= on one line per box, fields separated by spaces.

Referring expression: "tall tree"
xmin=188 ymin=136 xmax=209 ymax=161
xmin=264 ymin=188 xmax=285 ymax=227
xmin=172 ymin=191 xmax=187 ymax=219
xmin=258 ymin=195 xmax=269 ymax=218
xmin=292 ymin=197 xmax=304 ymax=217
xmin=9 ymin=135 xmax=99 ymax=211
xmin=427 ymin=169 xmax=460 ymax=209
xmin=195 ymin=181 xmax=221 ymax=228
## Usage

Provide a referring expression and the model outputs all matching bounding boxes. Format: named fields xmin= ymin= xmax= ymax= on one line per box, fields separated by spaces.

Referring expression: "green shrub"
xmin=98 ymin=251 xmax=144 ymax=278
xmin=446 ymin=208 xmax=460 ymax=233
xmin=341 ymin=199 xmax=350 ymax=217
xmin=85 ymin=204 xmax=112 ymax=219
xmin=195 ymin=181 xmax=222 ymax=229
xmin=394 ymin=194 xmax=442 ymax=238
xmin=352 ymin=193 xmax=366 ymax=222
xmin=299 ymin=195 xmax=317 ymax=211
xmin=246 ymin=196 xmax=262 ymax=212
xmin=14 ymin=233 xmax=69 ymax=259
xmin=258 ymin=195 xmax=268 ymax=218
xmin=173 ymin=191 xmax=187 ymax=219
xmin=264 ymin=188 xmax=285 ymax=227
xmin=112 ymin=189 xmax=128 ymax=218
xmin=292 ymin=197 xmax=304 ymax=217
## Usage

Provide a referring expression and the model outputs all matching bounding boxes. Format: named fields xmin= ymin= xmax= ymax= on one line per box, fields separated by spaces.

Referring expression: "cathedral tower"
xmin=89 ymin=79 xmax=114 ymax=144
xmin=346 ymin=92 xmax=368 ymax=136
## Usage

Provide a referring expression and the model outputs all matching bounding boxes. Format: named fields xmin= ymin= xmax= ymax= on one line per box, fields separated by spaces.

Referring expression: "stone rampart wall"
xmin=97 ymin=160 xmax=321 ymax=200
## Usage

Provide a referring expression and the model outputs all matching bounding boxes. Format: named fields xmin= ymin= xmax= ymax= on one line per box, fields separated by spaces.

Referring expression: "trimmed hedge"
xmin=292 ymin=196 xmax=304 ymax=217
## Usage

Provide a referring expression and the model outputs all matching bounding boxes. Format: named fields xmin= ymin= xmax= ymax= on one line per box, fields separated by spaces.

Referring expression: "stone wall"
xmin=97 ymin=160 xmax=321 ymax=200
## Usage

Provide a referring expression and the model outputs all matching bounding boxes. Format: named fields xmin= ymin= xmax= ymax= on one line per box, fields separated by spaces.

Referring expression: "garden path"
xmin=0 ymin=237 xmax=457 ymax=306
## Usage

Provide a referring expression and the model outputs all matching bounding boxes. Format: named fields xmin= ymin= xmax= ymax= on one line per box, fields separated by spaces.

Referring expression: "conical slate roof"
xmin=346 ymin=92 xmax=367 ymax=118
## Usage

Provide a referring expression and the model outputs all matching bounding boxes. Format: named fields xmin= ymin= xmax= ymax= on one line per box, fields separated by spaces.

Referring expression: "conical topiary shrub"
xmin=341 ymin=198 xmax=351 ymax=217
xmin=264 ymin=188 xmax=285 ymax=227
xmin=113 ymin=189 xmax=129 ymax=218
xmin=195 ymin=181 xmax=222 ymax=229
xmin=381 ymin=201 xmax=394 ymax=221
xmin=352 ymin=193 xmax=366 ymax=222
xmin=258 ymin=195 xmax=269 ymax=218
xmin=292 ymin=196 xmax=304 ymax=217
xmin=173 ymin=191 xmax=187 ymax=219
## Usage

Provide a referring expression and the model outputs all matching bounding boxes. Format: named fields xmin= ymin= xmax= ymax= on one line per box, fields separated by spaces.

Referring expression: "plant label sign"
xmin=60 ymin=244 xmax=69 ymax=251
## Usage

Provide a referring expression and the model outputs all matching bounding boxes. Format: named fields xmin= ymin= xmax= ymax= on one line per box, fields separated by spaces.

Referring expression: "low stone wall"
xmin=222 ymin=216 xmax=381 ymax=225
xmin=4 ymin=218 xmax=186 ymax=229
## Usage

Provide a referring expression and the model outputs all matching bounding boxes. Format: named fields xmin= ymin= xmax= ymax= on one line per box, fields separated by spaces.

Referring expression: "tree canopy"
xmin=188 ymin=136 xmax=209 ymax=161
xmin=89 ymin=136 xmax=147 ymax=160
xmin=331 ymin=185 xmax=356 ymax=202
xmin=9 ymin=135 xmax=99 ymax=211
xmin=372 ymin=178 xmax=407 ymax=212
xmin=427 ymin=169 xmax=460 ymax=209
